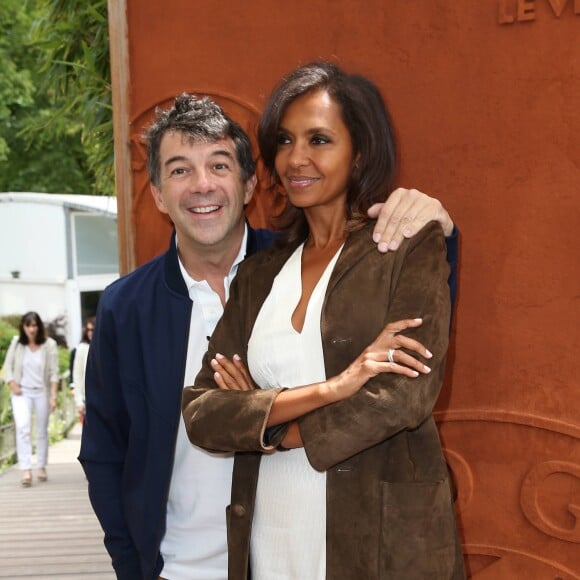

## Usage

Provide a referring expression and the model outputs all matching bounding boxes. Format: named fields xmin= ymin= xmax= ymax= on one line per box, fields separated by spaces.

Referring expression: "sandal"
xmin=21 ymin=470 xmax=32 ymax=487
xmin=37 ymin=468 xmax=48 ymax=482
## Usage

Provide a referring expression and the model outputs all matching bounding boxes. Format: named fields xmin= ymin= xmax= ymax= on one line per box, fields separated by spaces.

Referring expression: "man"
xmin=79 ymin=93 xmax=458 ymax=579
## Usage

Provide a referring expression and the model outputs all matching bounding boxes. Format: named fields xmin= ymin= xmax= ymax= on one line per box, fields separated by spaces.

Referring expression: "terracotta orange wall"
xmin=117 ymin=1 xmax=580 ymax=576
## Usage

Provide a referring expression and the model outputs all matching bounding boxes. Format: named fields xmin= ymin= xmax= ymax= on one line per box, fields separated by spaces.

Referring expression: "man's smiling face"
xmin=151 ymin=131 xmax=255 ymax=253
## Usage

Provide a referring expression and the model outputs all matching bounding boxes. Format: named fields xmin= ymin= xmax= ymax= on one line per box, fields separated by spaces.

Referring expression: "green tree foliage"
xmin=0 ymin=0 xmax=113 ymax=195
xmin=0 ymin=1 xmax=34 ymax=159
xmin=31 ymin=0 xmax=114 ymax=194
xmin=0 ymin=318 xmax=18 ymax=367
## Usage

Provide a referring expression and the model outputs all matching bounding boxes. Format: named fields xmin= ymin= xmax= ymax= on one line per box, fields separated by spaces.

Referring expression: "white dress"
xmin=247 ymin=242 xmax=343 ymax=580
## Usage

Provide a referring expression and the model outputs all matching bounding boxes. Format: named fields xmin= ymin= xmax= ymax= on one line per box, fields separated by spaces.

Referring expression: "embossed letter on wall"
xmin=498 ymin=0 xmax=580 ymax=23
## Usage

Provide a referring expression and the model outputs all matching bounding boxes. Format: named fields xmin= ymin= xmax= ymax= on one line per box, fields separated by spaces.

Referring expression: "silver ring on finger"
xmin=387 ymin=348 xmax=396 ymax=364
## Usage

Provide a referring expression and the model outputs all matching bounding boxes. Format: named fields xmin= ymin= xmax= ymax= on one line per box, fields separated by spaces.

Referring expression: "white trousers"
xmin=10 ymin=387 xmax=50 ymax=470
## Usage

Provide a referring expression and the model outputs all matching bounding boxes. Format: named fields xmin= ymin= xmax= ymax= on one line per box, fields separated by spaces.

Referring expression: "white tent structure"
xmin=0 ymin=192 xmax=118 ymax=347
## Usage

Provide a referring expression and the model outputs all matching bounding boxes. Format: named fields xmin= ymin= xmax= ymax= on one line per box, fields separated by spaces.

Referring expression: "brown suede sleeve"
xmin=181 ymin=253 xmax=287 ymax=453
xmin=299 ymin=222 xmax=451 ymax=471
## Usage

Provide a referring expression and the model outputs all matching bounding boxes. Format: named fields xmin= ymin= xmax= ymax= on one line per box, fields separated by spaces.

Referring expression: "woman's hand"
xmin=211 ymin=353 xmax=257 ymax=391
xmin=327 ymin=317 xmax=432 ymax=402
xmin=9 ymin=380 xmax=22 ymax=396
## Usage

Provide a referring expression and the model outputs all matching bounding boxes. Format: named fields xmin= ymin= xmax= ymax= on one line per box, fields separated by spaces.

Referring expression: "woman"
xmin=3 ymin=311 xmax=59 ymax=486
xmin=182 ymin=62 xmax=465 ymax=579
xmin=72 ymin=317 xmax=95 ymax=420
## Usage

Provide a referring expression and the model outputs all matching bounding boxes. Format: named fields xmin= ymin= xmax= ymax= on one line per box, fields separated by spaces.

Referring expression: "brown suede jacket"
xmin=182 ymin=220 xmax=466 ymax=579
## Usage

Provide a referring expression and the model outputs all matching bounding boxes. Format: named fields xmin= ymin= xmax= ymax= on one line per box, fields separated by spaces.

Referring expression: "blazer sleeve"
xmin=182 ymin=266 xmax=286 ymax=453
xmin=46 ymin=338 xmax=60 ymax=384
xmin=300 ymin=222 xmax=451 ymax=471
xmin=445 ymin=225 xmax=459 ymax=314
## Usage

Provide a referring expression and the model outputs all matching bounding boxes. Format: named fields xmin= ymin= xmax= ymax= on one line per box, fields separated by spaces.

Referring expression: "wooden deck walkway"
xmin=0 ymin=424 xmax=114 ymax=579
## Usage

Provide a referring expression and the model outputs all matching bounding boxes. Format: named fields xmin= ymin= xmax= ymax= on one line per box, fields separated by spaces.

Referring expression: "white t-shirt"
xmin=21 ymin=346 xmax=44 ymax=389
xmin=160 ymin=228 xmax=247 ymax=580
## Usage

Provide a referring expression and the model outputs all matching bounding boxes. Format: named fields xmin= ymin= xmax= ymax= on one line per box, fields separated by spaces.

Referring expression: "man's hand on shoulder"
xmin=368 ymin=187 xmax=454 ymax=252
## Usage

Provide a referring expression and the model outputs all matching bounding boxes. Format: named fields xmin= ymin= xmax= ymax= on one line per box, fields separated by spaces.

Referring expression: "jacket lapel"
xmin=326 ymin=224 xmax=376 ymax=297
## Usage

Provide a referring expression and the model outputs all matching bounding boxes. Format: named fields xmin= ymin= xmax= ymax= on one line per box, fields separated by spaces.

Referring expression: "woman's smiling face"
xmin=275 ymin=89 xmax=355 ymax=215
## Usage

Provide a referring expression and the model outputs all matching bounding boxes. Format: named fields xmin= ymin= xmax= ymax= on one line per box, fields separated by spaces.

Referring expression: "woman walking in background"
xmin=3 ymin=311 xmax=59 ymax=486
xmin=72 ymin=317 xmax=94 ymax=421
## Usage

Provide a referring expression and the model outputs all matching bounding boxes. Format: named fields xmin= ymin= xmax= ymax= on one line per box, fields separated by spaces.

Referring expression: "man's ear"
xmin=150 ymin=183 xmax=168 ymax=215
xmin=243 ymin=174 xmax=257 ymax=205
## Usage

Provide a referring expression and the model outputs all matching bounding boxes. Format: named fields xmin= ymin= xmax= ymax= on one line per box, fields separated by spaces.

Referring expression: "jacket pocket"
xmin=380 ymin=479 xmax=458 ymax=579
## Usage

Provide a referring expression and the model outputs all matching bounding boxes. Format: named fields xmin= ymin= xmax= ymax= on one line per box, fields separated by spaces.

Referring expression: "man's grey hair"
xmin=144 ymin=93 xmax=255 ymax=187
